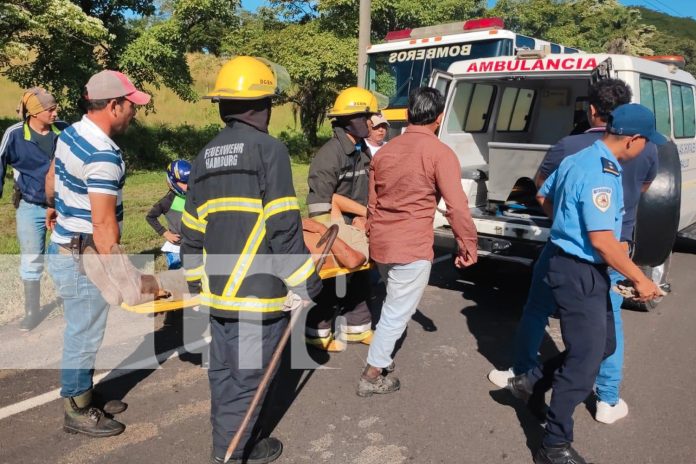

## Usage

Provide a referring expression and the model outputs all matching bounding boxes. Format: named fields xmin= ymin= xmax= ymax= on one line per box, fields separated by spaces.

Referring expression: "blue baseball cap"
xmin=607 ymin=103 xmax=668 ymax=145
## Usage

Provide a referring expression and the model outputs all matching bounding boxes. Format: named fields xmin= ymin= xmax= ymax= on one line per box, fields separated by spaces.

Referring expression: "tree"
xmin=489 ymin=0 xmax=655 ymax=54
xmin=226 ymin=0 xmax=486 ymax=144
xmin=1 ymin=0 xmax=239 ymax=115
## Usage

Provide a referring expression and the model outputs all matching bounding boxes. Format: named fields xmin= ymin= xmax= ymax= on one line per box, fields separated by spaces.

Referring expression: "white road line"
xmin=0 ymin=336 xmax=211 ymax=421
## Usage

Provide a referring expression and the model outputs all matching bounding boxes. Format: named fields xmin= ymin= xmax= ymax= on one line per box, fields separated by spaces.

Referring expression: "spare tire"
xmin=632 ymin=141 xmax=681 ymax=267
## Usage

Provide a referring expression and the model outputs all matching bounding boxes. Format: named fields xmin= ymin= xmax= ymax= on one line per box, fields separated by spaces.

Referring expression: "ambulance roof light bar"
xmin=384 ymin=17 xmax=505 ymax=42
xmin=642 ymin=55 xmax=686 ymax=70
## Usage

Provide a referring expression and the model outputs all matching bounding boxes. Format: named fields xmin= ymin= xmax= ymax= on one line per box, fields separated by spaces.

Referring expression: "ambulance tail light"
xmin=385 ymin=28 xmax=412 ymax=41
xmin=463 ymin=17 xmax=504 ymax=31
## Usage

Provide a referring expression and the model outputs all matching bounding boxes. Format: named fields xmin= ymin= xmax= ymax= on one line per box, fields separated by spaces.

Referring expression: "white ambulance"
xmin=431 ymin=52 xmax=696 ymax=309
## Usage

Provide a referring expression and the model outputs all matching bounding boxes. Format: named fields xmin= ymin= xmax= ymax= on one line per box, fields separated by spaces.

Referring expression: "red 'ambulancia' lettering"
xmin=480 ymin=62 xmax=494 ymax=72
xmin=467 ymin=62 xmax=478 ymax=72
xmin=531 ymin=60 xmax=545 ymax=70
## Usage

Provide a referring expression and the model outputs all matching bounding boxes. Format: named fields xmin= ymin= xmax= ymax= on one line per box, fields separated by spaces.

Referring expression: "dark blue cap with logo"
xmin=607 ymin=103 xmax=668 ymax=145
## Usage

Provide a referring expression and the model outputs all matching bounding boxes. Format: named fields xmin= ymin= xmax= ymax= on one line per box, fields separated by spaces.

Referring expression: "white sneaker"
xmin=595 ymin=398 xmax=629 ymax=424
xmin=488 ymin=368 xmax=514 ymax=388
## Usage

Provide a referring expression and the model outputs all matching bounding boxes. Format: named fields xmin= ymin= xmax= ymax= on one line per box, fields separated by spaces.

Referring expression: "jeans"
xmin=47 ymin=242 xmax=110 ymax=398
xmin=512 ymin=243 xmax=627 ymax=405
xmin=512 ymin=242 xmax=555 ymax=375
xmin=165 ymin=251 xmax=182 ymax=270
xmin=366 ymin=260 xmax=431 ymax=368
xmin=595 ymin=268 xmax=625 ymax=405
xmin=16 ymin=200 xmax=47 ymax=281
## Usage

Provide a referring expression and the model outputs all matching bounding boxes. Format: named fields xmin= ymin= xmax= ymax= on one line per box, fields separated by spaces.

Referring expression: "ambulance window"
xmin=564 ymin=47 xmax=579 ymax=54
xmin=447 ymin=82 xmax=496 ymax=133
xmin=682 ymin=86 xmax=696 ymax=137
xmin=671 ymin=84 xmax=696 ymax=138
xmin=550 ymin=44 xmax=562 ymax=53
xmin=516 ymin=35 xmax=536 ymax=50
xmin=640 ymin=77 xmax=671 ymax=137
xmin=498 ymin=87 xmax=536 ymax=132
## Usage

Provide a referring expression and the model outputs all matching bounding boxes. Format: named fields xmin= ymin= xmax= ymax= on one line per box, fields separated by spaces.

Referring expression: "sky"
xmin=240 ymin=0 xmax=695 ymax=19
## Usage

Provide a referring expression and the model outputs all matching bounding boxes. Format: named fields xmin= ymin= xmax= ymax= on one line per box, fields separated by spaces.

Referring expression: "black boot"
xmin=19 ymin=280 xmax=41 ymax=331
xmin=211 ymin=437 xmax=283 ymax=464
xmin=534 ymin=443 xmax=588 ymax=464
xmin=63 ymin=390 xmax=125 ymax=437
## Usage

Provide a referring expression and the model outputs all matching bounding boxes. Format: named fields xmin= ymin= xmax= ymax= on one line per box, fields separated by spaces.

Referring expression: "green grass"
xmin=0 ymin=163 xmax=311 ymax=256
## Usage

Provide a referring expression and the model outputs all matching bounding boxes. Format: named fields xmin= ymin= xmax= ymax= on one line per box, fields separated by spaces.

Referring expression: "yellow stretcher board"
xmin=120 ymin=262 xmax=373 ymax=314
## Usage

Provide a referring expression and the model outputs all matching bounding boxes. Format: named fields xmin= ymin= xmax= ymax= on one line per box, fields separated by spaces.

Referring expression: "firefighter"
xmin=305 ymin=87 xmax=378 ymax=350
xmin=180 ymin=56 xmax=322 ymax=464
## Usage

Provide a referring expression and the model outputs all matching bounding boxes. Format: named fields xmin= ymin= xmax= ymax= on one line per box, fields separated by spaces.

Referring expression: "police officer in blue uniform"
xmin=488 ymin=79 xmax=659 ymax=425
xmin=506 ymin=103 xmax=666 ymax=464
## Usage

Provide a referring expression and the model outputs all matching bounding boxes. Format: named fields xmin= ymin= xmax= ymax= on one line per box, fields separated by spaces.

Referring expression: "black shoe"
xmin=19 ymin=280 xmax=41 ymax=331
xmin=534 ymin=443 xmax=588 ymax=464
xmin=63 ymin=395 xmax=125 ymax=438
xmin=212 ymin=437 xmax=283 ymax=464
xmin=92 ymin=390 xmax=128 ymax=415
xmin=506 ymin=373 xmax=534 ymax=401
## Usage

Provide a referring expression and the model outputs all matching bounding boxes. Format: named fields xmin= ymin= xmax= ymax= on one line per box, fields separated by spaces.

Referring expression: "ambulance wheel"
xmin=632 ymin=141 xmax=681 ymax=267
xmin=622 ymin=254 xmax=672 ymax=312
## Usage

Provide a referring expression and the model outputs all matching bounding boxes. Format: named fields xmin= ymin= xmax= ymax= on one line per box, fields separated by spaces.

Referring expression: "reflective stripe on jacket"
xmin=180 ymin=121 xmax=322 ymax=318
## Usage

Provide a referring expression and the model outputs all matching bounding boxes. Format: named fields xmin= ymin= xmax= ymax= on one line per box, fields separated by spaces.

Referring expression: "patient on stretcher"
xmin=83 ymin=195 xmax=370 ymax=307
xmin=303 ymin=193 xmax=369 ymax=269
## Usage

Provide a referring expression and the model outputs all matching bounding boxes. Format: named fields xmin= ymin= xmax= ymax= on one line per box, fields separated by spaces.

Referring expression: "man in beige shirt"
xmin=357 ymin=86 xmax=478 ymax=397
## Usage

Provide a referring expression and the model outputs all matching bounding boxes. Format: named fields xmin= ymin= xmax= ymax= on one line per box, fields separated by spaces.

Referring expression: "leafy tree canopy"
xmin=1 ymin=0 xmax=239 ymax=116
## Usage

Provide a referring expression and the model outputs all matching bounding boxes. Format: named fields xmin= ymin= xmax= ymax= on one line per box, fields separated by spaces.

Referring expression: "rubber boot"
xmin=63 ymin=390 xmax=125 ymax=437
xmin=305 ymin=334 xmax=346 ymax=352
xmin=19 ymin=280 xmax=41 ymax=331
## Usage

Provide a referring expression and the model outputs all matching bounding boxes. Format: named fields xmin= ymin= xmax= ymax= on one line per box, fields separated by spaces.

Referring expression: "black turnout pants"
xmin=209 ymin=314 xmax=287 ymax=459
xmin=528 ymin=248 xmax=616 ymax=446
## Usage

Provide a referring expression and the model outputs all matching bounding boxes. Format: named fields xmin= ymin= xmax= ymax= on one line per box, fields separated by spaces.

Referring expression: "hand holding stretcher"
xmin=81 ymin=220 xmax=371 ymax=314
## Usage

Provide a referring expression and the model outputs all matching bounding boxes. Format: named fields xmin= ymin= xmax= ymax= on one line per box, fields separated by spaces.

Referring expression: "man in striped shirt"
xmin=45 ymin=70 xmax=149 ymax=438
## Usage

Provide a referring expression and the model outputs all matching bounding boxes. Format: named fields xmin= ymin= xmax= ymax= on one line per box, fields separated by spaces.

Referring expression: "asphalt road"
xmin=1 ymin=242 xmax=695 ymax=464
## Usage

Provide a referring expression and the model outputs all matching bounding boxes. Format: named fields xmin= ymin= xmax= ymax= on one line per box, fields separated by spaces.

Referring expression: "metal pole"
xmin=357 ymin=0 xmax=371 ymax=88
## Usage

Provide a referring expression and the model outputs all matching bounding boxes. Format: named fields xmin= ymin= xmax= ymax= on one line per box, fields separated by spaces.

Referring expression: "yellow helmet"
xmin=205 ymin=56 xmax=277 ymax=101
xmin=328 ymin=87 xmax=379 ymax=118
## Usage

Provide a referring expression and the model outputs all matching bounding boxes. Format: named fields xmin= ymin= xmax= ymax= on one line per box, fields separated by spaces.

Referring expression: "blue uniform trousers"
xmin=527 ymin=247 xmax=616 ymax=446
xmin=209 ymin=314 xmax=287 ymax=460
xmin=513 ymin=243 xmax=626 ymax=406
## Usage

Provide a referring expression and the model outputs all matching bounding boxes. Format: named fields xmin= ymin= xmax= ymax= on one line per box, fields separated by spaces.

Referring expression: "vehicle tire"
xmin=622 ymin=254 xmax=672 ymax=312
xmin=632 ymin=141 xmax=681 ymax=267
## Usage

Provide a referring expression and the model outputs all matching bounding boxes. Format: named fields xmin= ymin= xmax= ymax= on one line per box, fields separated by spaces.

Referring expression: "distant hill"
xmin=637 ymin=7 xmax=696 ymax=42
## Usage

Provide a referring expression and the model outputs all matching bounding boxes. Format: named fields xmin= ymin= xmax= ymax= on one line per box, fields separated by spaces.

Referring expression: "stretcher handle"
xmin=223 ymin=225 xmax=339 ymax=463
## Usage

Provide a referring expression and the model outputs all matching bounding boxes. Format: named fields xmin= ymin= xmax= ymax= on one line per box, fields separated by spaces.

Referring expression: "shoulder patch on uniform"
xmin=601 ymin=157 xmax=620 ymax=176
xmin=592 ymin=187 xmax=612 ymax=213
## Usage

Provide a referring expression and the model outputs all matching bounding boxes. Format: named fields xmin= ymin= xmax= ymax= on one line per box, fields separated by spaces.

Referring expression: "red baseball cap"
xmin=85 ymin=70 xmax=151 ymax=105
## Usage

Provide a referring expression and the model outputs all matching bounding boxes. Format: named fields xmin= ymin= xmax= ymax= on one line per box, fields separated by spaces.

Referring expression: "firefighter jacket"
xmin=180 ymin=121 xmax=322 ymax=319
xmin=306 ymin=126 xmax=371 ymax=217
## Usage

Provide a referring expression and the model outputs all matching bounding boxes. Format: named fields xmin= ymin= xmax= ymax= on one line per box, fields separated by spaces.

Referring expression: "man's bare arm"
xmin=89 ymin=192 xmax=119 ymax=254
xmin=331 ymin=194 xmax=367 ymax=220
xmin=536 ymin=194 xmax=554 ymax=219
xmin=534 ymin=171 xmax=547 ymax=190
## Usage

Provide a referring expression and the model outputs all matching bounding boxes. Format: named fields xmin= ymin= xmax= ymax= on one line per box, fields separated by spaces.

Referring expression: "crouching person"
xmin=45 ymin=70 xmax=150 ymax=436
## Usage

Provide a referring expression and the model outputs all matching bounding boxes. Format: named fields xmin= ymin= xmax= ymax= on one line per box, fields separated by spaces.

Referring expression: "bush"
xmin=115 ymin=122 xmax=222 ymax=169
xmin=278 ymin=129 xmax=331 ymax=163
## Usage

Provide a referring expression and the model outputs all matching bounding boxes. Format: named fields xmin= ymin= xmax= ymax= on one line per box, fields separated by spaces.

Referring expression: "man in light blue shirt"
xmin=506 ymin=104 xmax=666 ymax=464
